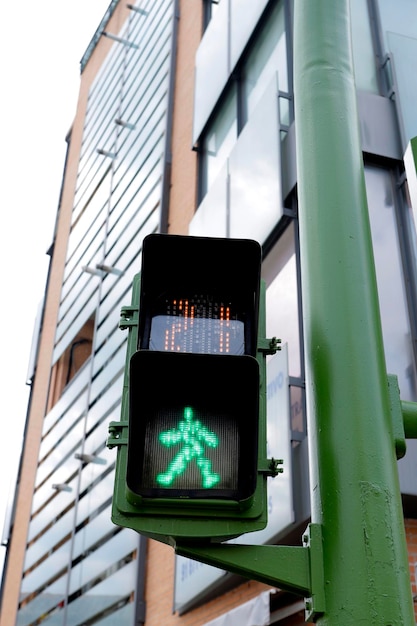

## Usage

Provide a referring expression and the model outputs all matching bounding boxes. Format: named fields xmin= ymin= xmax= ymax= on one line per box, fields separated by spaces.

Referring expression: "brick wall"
xmin=405 ymin=518 xmax=417 ymax=622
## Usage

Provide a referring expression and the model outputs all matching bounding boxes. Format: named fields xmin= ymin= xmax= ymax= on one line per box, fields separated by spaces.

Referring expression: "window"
xmin=198 ymin=0 xmax=289 ymax=204
xmin=200 ymin=86 xmax=237 ymax=197
xmin=263 ymin=222 xmax=305 ymax=438
xmin=192 ymin=75 xmax=283 ymax=243
xmin=350 ymin=0 xmax=379 ymax=93
xmin=365 ymin=165 xmax=417 ymax=401
xmin=203 ymin=0 xmax=221 ymax=29
xmin=242 ymin=0 xmax=287 ymax=124
xmin=47 ymin=316 xmax=95 ymax=410
xmin=263 ymin=223 xmax=301 ymax=376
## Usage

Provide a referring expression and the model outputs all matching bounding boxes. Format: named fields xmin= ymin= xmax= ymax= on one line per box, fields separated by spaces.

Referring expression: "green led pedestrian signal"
xmin=156 ymin=406 xmax=220 ymax=489
xmin=127 ymin=350 xmax=244 ymax=500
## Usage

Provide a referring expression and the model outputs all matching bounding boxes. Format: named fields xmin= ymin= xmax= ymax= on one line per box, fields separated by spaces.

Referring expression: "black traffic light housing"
xmin=137 ymin=234 xmax=261 ymax=356
xmin=108 ymin=234 xmax=270 ymax=544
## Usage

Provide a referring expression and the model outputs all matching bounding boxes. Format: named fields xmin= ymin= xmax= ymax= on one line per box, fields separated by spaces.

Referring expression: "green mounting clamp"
xmin=258 ymin=336 xmax=282 ymax=355
xmin=302 ymin=523 xmax=326 ymax=622
xmin=258 ymin=458 xmax=284 ymax=477
xmin=107 ymin=421 xmax=129 ymax=449
xmin=119 ymin=305 xmax=139 ymax=330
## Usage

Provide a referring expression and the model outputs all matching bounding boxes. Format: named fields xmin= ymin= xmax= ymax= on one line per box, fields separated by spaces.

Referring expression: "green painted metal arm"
xmin=175 ymin=524 xmax=325 ymax=622
xmin=176 ymin=543 xmax=310 ymax=595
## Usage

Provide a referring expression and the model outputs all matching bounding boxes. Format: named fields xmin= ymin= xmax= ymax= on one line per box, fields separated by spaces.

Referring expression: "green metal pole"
xmin=293 ymin=1 xmax=414 ymax=623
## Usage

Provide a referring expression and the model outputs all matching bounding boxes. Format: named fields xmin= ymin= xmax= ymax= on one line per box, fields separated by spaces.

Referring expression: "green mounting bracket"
xmin=175 ymin=523 xmax=325 ymax=622
xmin=107 ymin=421 xmax=129 ymax=449
xmin=119 ymin=305 xmax=139 ymax=330
xmin=258 ymin=458 xmax=284 ymax=478
xmin=258 ymin=336 xmax=282 ymax=355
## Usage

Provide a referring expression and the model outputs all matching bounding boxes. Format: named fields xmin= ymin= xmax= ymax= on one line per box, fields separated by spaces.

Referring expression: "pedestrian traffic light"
xmin=127 ymin=350 xmax=259 ymax=504
xmin=108 ymin=234 xmax=275 ymax=544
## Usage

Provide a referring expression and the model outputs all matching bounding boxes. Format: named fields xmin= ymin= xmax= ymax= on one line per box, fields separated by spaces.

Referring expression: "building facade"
xmin=1 ymin=0 xmax=417 ymax=625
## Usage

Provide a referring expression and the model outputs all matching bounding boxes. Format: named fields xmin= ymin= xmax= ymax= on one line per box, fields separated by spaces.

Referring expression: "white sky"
xmin=0 ymin=0 xmax=112 ymax=582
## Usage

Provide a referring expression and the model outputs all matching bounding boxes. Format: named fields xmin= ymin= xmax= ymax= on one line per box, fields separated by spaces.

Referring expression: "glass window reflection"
xmin=230 ymin=0 xmax=269 ymax=69
xmin=365 ymin=165 xmax=417 ymax=400
xmin=350 ymin=0 xmax=379 ymax=93
xmin=201 ymin=86 xmax=237 ymax=196
xmin=378 ymin=0 xmax=417 ymax=50
xmin=263 ymin=224 xmax=301 ymax=377
xmin=65 ymin=561 xmax=136 ymax=626
xmin=93 ymin=601 xmax=134 ymax=626
xmin=69 ymin=531 xmax=137 ymax=595
xmin=198 ymin=0 xmax=289 ymax=203
xmin=386 ymin=32 xmax=417 ymax=143
xmin=229 ymin=77 xmax=282 ymax=243
xmin=242 ymin=0 xmax=287 ymax=120
xmin=403 ymin=181 xmax=417 ymax=280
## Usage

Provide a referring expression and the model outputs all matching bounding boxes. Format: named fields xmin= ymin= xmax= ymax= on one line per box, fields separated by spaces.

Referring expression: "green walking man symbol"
xmin=156 ymin=406 xmax=221 ymax=488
